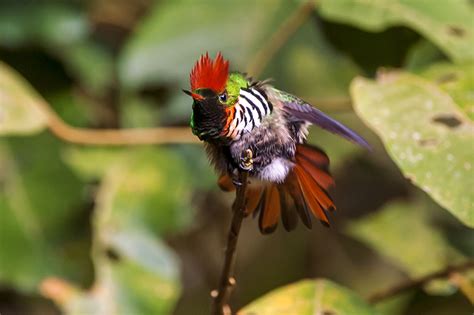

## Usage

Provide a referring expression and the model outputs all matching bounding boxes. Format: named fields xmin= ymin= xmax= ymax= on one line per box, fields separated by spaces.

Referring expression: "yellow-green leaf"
xmin=239 ymin=279 xmax=377 ymax=315
xmin=0 ymin=62 xmax=47 ymax=135
xmin=351 ymin=71 xmax=474 ymax=227
xmin=419 ymin=62 xmax=474 ymax=120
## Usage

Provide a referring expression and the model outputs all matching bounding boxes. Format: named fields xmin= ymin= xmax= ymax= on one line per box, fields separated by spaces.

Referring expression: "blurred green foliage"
xmin=348 ymin=198 xmax=467 ymax=295
xmin=0 ymin=0 xmax=473 ymax=315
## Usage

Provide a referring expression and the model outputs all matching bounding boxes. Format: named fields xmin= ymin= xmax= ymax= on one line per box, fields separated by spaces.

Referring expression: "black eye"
xmin=219 ymin=93 xmax=227 ymax=102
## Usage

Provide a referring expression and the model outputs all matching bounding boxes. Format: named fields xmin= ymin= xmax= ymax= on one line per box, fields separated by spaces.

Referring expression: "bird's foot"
xmin=239 ymin=149 xmax=254 ymax=171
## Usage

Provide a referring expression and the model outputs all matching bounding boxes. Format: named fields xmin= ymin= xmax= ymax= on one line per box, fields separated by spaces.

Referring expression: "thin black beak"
xmin=182 ymin=89 xmax=192 ymax=97
xmin=182 ymin=89 xmax=204 ymax=101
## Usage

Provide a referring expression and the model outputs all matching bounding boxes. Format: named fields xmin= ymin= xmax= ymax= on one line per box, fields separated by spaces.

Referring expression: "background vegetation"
xmin=0 ymin=0 xmax=472 ymax=314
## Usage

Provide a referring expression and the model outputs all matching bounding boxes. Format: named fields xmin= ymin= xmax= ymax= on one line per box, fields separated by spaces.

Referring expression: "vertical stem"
xmin=245 ymin=0 xmax=316 ymax=77
xmin=211 ymin=170 xmax=249 ymax=315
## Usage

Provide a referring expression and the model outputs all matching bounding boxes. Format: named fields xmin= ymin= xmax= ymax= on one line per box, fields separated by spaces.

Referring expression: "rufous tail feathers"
xmin=217 ymin=144 xmax=335 ymax=234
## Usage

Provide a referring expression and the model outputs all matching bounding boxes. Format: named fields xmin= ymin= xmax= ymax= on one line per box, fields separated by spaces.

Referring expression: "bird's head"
xmin=184 ymin=52 xmax=248 ymax=142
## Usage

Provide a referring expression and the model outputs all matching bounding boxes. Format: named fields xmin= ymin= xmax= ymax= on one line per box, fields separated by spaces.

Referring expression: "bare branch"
xmin=368 ymin=260 xmax=474 ymax=304
xmin=35 ymin=99 xmax=198 ymax=146
xmin=211 ymin=150 xmax=252 ymax=315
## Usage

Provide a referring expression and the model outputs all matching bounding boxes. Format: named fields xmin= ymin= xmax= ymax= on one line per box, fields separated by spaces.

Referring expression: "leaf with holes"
xmin=351 ymin=70 xmax=474 ymax=227
xmin=419 ymin=62 xmax=474 ymax=120
xmin=0 ymin=62 xmax=47 ymax=135
xmin=318 ymin=0 xmax=474 ymax=63
xmin=239 ymin=279 xmax=377 ymax=315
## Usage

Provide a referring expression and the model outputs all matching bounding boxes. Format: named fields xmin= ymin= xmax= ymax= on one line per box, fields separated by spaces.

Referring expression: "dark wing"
xmin=275 ymin=88 xmax=370 ymax=149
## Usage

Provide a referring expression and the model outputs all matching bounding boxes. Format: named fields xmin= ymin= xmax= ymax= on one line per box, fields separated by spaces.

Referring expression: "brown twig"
xmin=368 ymin=260 xmax=474 ymax=304
xmin=246 ymin=0 xmax=316 ymax=78
xmin=211 ymin=151 xmax=252 ymax=315
xmin=35 ymin=99 xmax=199 ymax=145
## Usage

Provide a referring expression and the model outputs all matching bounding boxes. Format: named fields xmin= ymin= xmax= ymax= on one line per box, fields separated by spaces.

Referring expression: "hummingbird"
xmin=184 ymin=52 xmax=369 ymax=234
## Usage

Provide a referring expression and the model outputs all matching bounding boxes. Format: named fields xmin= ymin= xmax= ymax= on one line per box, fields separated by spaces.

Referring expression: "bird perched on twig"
xmin=184 ymin=52 xmax=369 ymax=233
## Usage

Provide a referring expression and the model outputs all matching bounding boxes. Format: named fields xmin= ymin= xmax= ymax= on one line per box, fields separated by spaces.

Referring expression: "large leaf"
xmin=348 ymin=200 xmax=466 ymax=284
xmin=348 ymin=199 xmax=474 ymax=300
xmin=419 ymin=62 xmax=474 ymax=120
xmin=259 ymin=10 xmax=361 ymax=100
xmin=239 ymin=279 xmax=377 ymax=315
xmin=59 ymin=41 xmax=114 ymax=97
xmin=351 ymin=70 xmax=474 ymax=227
xmin=41 ymin=146 xmax=197 ymax=314
xmin=0 ymin=135 xmax=88 ymax=291
xmin=119 ymin=0 xmax=290 ymax=89
xmin=0 ymin=62 xmax=47 ymax=135
xmin=318 ymin=0 xmax=474 ymax=63
xmin=65 ymin=147 xmax=202 ymax=234
xmin=41 ymin=166 xmax=181 ymax=315
xmin=0 ymin=2 xmax=88 ymax=48
xmin=43 ymin=232 xmax=180 ymax=315
xmin=0 ymin=2 xmax=113 ymax=96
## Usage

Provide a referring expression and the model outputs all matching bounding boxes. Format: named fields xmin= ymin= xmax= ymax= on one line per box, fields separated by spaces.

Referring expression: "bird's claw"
xmin=239 ymin=149 xmax=254 ymax=171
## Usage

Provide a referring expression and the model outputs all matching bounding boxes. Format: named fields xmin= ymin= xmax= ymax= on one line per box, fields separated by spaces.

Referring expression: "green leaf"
xmin=65 ymin=147 xmax=196 ymax=234
xmin=119 ymin=0 xmax=302 ymax=89
xmin=44 ymin=231 xmax=180 ymax=315
xmin=318 ymin=0 xmax=474 ymax=63
xmin=404 ymin=39 xmax=446 ymax=72
xmin=42 ymin=146 xmax=189 ymax=314
xmin=0 ymin=2 xmax=88 ymax=48
xmin=0 ymin=62 xmax=48 ymax=135
xmin=351 ymin=70 xmax=474 ymax=227
xmin=347 ymin=199 xmax=474 ymax=297
xmin=348 ymin=200 xmax=465 ymax=279
xmin=239 ymin=279 xmax=377 ymax=315
xmin=42 ymin=174 xmax=181 ymax=315
xmin=0 ymin=134 xmax=89 ymax=291
xmin=419 ymin=62 xmax=474 ymax=120
xmin=0 ymin=2 xmax=114 ymax=96
xmin=261 ymin=13 xmax=361 ymax=100
xmin=45 ymin=88 xmax=95 ymax=127
xmin=120 ymin=94 xmax=161 ymax=128
xmin=60 ymin=41 xmax=114 ymax=97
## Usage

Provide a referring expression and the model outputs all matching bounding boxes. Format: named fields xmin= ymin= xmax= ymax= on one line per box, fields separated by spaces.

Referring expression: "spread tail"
xmin=217 ymin=144 xmax=335 ymax=234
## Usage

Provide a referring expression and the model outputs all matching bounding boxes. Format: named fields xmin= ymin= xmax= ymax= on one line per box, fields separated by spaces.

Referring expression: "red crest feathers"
xmin=190 ymin=52 xmax=229 ymax=93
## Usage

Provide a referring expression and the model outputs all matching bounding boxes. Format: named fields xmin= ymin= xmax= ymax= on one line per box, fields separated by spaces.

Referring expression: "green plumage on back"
xmin=271 ymin=87 xmax=301 ymax=104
